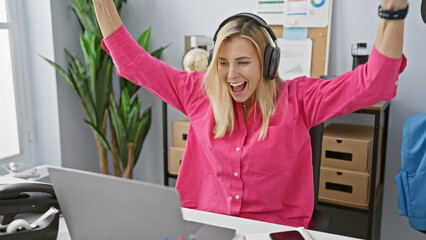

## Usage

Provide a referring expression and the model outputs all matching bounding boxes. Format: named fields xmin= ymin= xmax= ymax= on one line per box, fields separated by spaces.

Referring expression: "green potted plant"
xmin=44 ymin=0 xmax=169 ymax=178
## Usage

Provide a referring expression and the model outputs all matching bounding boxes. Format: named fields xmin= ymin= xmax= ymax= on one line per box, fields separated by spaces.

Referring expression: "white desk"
xmin=57 ymin=208 xmax=360 ymax=240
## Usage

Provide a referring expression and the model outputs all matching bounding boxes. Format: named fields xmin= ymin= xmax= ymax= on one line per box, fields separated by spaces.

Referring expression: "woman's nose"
xmin=227 ymin=63 xmax=239 ymax=79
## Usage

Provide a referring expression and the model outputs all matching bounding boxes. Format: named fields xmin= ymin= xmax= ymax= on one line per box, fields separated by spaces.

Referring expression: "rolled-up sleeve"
xmin=101 ymin=25 xmax=140 ymax=72
xmin=302 ymin=45 xmax=407 ymax=127
xmin=358 ymin=46 xmax=407 ymax=97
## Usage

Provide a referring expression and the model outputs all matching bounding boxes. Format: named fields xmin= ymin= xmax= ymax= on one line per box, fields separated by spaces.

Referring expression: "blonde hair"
xmin=203 ymin=17 xmax=282 ymax=140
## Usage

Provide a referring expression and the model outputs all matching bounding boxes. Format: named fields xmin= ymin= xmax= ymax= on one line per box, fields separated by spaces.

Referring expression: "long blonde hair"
xmin=203 ymin=17 xmax=282 ymax=140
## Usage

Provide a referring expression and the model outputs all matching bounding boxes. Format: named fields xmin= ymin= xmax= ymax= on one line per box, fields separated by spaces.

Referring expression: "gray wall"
xmin=24 ymin=0 xmax=426 ymax=239
xmin=23 ymin=0 xmax=62 ymax=167
xmin=50 ymin=0 xmax=100 ymax=172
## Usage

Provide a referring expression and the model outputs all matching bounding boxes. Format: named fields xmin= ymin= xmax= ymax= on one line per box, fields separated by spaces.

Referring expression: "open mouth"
xmin=229 ymin=81 xmax=247 ymax=93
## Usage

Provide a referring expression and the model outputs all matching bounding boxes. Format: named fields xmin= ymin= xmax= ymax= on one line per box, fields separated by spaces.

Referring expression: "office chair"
xmin=308 ymin=122 xmax=333 ymax=232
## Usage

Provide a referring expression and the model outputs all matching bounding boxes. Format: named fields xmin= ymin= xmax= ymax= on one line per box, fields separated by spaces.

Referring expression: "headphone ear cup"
xmin=208 ymin=48 xmax=214 ymax=65
xmin=263 ymin=46 xmax=273 ymax=79
xmin=268 ymin=47 xmax=280 ymax=79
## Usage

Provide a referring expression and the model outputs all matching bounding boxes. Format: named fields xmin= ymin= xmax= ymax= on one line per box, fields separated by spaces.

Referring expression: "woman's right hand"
xmin=92 ymin=0 xmax=123 ymax=38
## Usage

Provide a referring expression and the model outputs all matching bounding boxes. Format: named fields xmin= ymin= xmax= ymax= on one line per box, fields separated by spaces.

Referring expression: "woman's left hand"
xmin=375 ymin=0 xmax=407 ymax=58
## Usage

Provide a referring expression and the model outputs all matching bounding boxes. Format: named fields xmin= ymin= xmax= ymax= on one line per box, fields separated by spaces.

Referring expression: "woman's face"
xmin=217 ymin=37 xmax=261 ymax=104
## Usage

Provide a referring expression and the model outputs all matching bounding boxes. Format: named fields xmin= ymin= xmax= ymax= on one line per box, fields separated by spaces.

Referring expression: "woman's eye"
xmin=219 ymin=61 xmax=228 ymax=66
xmin=239 ymin=61 xmax=249 ymax=65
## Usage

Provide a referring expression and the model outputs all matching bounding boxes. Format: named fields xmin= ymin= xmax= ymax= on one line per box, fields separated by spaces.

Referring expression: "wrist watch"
xmin=378 ymin=4 xmax=409 ymax=20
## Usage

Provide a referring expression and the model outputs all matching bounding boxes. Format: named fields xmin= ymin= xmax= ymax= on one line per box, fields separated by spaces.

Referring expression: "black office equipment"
xmin=0 ymin=182 xmax=60 ymax=240
xmin=270 ymin=230 xmax=305 ymax=240
xmin=352 ymin=43 xmax=369 ymax=70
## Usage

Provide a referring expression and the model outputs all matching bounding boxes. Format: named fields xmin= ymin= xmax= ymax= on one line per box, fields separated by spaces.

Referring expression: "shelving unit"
xmin=162 ymin=102 xmax=176 ymax=186
xmin=318 ymin=101 xmax=390 ymax=240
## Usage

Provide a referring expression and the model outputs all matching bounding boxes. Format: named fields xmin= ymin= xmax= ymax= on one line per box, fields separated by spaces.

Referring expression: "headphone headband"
xmin=212 ymin=12 xmax=278 ymax=42
xmin=209 ymin=12 xmax=281 ymax=79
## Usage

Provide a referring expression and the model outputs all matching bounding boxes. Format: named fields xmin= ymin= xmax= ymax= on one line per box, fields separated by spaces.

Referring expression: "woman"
xmin=93 ymin=0 xmax=407 ymax=227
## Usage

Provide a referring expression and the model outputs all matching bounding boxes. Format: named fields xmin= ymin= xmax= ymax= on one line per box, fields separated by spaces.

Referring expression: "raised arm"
xmin=92 ymin=0 xmax=123 ymax=37
xmin=374 ymin=0 xmax=408 ymax=58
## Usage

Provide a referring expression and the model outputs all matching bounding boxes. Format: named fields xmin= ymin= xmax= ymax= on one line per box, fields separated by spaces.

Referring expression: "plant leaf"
xmin=95 ymin=55 xmax=113 ymax=125
xmin=70 ymin=0 xmax=101 ymax=39
xmin=137 ymin=27 xmax=151 ymax=51
xmin=150 ymin=43 xmax=171 ymax=59
xmin=120 ymin=88 xmax=131 ymax=127
xmin=84 ymin=119 xmax=116 ymax=163
xmin=127 ymin=98 xmax=141 ymax=134
xmin=41 ymin=55 xmax=76 ymax=92
xmin=133 ymin=107 xmax=152 ymax=164
xmin=109 ymin=95 xmax=128 ymax=166
xmin=65 ymin=50 xmax=97 ymax=124
xmin=119 ymin=77 xmax=140 ymax=97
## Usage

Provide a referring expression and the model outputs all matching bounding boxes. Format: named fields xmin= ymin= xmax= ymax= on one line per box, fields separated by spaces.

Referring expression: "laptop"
xmin=48 ymin=166 xmax=235 ymax=240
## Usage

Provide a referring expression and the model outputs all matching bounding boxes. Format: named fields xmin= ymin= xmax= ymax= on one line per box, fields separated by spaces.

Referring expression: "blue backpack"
xmin=395 ymin=112 xmax=426 ymax=231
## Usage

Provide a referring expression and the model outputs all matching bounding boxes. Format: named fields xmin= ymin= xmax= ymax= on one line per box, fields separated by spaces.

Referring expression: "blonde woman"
xmin=93 ymin=0 xmax=407 ymax=228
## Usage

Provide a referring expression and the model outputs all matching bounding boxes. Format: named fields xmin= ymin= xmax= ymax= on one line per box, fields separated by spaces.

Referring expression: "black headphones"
xmin=208 ymin=12 xmax=281 ymax=80
xmin=422 ymin=0 xmax=426 ymax=24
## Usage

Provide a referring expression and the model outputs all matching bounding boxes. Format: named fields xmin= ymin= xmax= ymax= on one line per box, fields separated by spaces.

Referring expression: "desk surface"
xmin=57 ymin=208 xmax=360 ymax=240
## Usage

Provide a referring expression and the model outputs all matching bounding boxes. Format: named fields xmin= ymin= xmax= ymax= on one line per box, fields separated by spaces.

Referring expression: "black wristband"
xmin=378 ymin=4 xmax=409 ymax=20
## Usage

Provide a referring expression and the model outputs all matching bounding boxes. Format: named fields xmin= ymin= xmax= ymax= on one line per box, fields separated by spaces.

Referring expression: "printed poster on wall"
xmin=255 ymin=0 xmax=331 ymax=28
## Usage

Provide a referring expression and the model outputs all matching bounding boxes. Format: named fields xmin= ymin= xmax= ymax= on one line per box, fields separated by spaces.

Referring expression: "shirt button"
xmin=234 ymin=172 xmax=238 ymax=177
xmin=236 ymin=147 xmax=241 ymax=151
xmin=235 ymin=195 xmax=240 ymax=200
xmin=395 ymin=81 xmax=398 ymax=86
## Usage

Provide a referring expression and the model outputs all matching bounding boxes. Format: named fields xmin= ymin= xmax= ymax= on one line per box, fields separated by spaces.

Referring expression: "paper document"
xmin=254 ymin=0 xmax=332 ymax=27
xmin=255 ymin=0 xmax=285 ymax=25
xmin=283 ymin=27 xmax=308 ymax=40
xmin=243 ymin=232 xmax=271 ymax=240
xmin=277 ymin=39 xmax=313 ymax=81
xmin=284 ymin=0 xmax=331 ymax=27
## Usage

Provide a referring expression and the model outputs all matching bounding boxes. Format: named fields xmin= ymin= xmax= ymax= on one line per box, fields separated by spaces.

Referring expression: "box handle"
xmin=325 ymin=150 xmax=353 ymax=161
xmin=326 ymin=182 xmax=353 ymax=193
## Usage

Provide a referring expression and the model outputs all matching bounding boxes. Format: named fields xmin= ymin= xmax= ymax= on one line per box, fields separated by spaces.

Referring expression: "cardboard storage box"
xmin=172 ymin=118 xmax=190 ymax=148
xmin=169 ymin=147 xmax=184 ymax=175
xmin=322 ymin=124 xmax=374 ymax=172
xmin=319 ymin=166 xmax=370 ymax=209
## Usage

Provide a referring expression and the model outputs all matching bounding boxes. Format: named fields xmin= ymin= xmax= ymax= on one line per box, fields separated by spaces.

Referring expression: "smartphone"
xmin=269 ymin=230 xmax=305 ymax=240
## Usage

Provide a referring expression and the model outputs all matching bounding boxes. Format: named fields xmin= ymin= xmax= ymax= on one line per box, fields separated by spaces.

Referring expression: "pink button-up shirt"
xmin=103 ymin=25 xmax=406 ymax=227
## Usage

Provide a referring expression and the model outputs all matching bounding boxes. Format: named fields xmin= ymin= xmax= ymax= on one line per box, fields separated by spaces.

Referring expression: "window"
xmin=0 ymin=0 xmax=33 ymax=170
